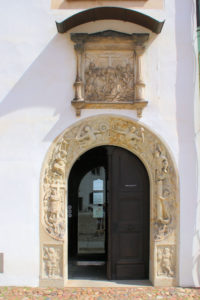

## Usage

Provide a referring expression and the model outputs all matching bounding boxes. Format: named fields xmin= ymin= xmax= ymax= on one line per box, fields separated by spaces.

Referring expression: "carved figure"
xmin=52 ymin=158 xmax=65 ymax=176
xmin=155 ymin=145 xmax=169 ymax=182
xmin=157 ymin=247 xmax=175 ymax=277
xmin=127 ymin=126 xmax=144 ymax=146
xmin=157 ymin=190 xmax=170 ymax=225
xmin=47 ymin=190 xmax=60 ymax=224
xmin=154 ymin=145 xmax=171 ymax=240
xmin=76 ymin=125 xmax=101 ymax=144
xmin=43 ymin=246 xmax=61 ymax=278
xmin=115 ymin=126 xmax=144 ymax=147
xmin=44 ymin=190 xmax=65 ymax=238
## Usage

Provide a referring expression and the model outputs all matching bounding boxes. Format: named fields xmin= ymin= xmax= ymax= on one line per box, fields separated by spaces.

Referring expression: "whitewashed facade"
xmin=0 ymin=0 xmax=200 ymax=287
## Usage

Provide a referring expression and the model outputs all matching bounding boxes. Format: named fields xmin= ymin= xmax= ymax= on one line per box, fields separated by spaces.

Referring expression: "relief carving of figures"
xmin=113 ymin=125 xmax=144 ymax=148
xmin=155 ymin=144 xmax=169 ymax=183
xmin=157 ymin=246 xmax=175 ymax=277
xmin=52 ymin=158 xmax=65 ymax=177
xmin=157 ymin=189 xmax=170 ymax=225
xmin=75 ymin=122 xmax=109 ymax=146
xmin=46 ymin=139 xmax=69 ymax=185
xmin=43 ymin=189 xmax=65 ymax=240
xmin=43 ymin=245 xmax=62 ymax=278
xmin=85 ymin=61 xmax=134 ymax=102
xmin=154 ymin=144 xmax=172 ymax=241
xmin=76 ymin=124 xmax=99 ymax=144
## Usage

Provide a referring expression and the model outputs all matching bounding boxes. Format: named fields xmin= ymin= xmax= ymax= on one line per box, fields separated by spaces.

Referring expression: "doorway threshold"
xmin=66 ymin=279 xmax=151 ymax=287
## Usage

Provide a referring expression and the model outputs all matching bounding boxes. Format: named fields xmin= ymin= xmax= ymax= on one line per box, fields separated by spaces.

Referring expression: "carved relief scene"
xmin=153 ymin=144 xmax=176 ymax=242
xmin=157 ymin=245 xmax=176 ymax=278
xmin=71 ymin=31 xmax=149 ymax=116
xmin=43 ymin=245 xmax=63 ymax=279
xmin=43 ymin=187 xmax=65 ymax=239
xmin=84 ymin=52 xmax=135 ymax=102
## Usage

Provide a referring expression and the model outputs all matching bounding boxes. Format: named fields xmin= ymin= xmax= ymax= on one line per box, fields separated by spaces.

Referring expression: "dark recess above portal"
xmin=56 ymin=7 xmax=164 ymax=34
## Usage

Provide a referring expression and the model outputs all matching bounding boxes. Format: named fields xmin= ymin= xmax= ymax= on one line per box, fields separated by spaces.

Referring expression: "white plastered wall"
xmin=0 ymin=0 xmax=199 ymax=287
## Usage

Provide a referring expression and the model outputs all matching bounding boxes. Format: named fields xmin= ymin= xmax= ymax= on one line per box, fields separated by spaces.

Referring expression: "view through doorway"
xmin=68 ymin=146 xmax=149 ymax=281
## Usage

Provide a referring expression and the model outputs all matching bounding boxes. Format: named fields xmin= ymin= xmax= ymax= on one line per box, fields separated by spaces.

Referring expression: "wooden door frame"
xmin=40 ymin=115 xmax=179 ymax=287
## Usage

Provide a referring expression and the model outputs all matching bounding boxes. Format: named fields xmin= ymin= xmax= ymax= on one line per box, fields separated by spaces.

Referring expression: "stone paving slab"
xmin=0 ymin=287 xmax=200 ymax=300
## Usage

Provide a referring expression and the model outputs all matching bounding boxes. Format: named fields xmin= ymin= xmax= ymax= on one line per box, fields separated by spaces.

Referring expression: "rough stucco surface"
xmin=0 ymin=0 xmax=199 ymax=287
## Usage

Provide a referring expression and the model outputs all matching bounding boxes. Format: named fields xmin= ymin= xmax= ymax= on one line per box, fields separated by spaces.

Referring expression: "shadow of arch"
xmin=56 ymin=7 xmax=164 ymax=34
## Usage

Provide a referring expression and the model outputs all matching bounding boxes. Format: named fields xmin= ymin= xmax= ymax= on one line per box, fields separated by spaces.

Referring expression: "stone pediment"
xmin=71 ymin=30 xmax=150 ymax=117
xmin=71 ymin=30 xmax=149 ymax=42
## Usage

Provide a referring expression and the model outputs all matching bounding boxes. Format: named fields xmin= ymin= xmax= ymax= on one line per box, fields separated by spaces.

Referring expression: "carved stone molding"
xmin=40 ymin=115 xmax=179 ymax=287
xmin=70 ymin=31 xmax=149 ymax=117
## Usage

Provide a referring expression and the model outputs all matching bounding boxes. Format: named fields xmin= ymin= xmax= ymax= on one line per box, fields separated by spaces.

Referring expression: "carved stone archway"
xmin=40 ymin=115 xmax=179 ymax=287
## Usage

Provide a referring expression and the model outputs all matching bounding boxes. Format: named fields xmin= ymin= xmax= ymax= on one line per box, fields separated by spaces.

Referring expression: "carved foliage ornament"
xmin=41 ymin=115 xmax=178 ymax=249
xmin=70 ymin=31 xmax=149 ymax=117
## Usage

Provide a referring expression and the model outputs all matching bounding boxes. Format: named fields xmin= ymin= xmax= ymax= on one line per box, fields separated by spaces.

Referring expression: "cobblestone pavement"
xmin=0 ymin=287 xmax=200 ymax=300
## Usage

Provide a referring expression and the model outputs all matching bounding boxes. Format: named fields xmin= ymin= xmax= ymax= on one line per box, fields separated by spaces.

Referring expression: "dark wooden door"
xmin=107 ymin=147 xmax=149 ymax=280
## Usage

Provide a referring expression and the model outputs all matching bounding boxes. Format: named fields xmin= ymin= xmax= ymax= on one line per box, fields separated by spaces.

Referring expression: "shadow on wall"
xmin=0 ymin=20 xmax=157 ymax=144
xmin=175 ymin=0 xmax=199 ymax=286
xmin=0 ymin=33 xmax=76 ymax=140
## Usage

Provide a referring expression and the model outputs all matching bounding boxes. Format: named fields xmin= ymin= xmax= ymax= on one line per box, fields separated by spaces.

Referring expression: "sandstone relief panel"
xmin=157 ymin=245 xmax=176 ymax=277
xmin=153 ymin=144 xmax=176 ymax=241
xmin=43 ymin=188 xmax=65 ymax=239
xmin=40 ymin=115 xmax=179 ymax=286
xmin=43 ymin=245 xmax=63 ymax=279
xmin=85 ymin=53 xmax=135 ymax=102
xmin=70 ymin=31 xmax=149 ymax=117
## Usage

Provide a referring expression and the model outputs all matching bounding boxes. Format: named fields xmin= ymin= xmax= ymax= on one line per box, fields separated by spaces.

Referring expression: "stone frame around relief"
xmin=70 ymin=30 xmax=149 ymax=117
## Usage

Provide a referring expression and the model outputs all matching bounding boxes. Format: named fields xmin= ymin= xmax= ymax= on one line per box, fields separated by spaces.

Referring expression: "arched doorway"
xmin=40 ymin=115 xmax=179 ymax=287
xmin=68 ymin=146 xmax=150 ymax=280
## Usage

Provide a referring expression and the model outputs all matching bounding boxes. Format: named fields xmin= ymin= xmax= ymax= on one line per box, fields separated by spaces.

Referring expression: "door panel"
xmin=108 ymin=147 xmax=149 ymax=280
